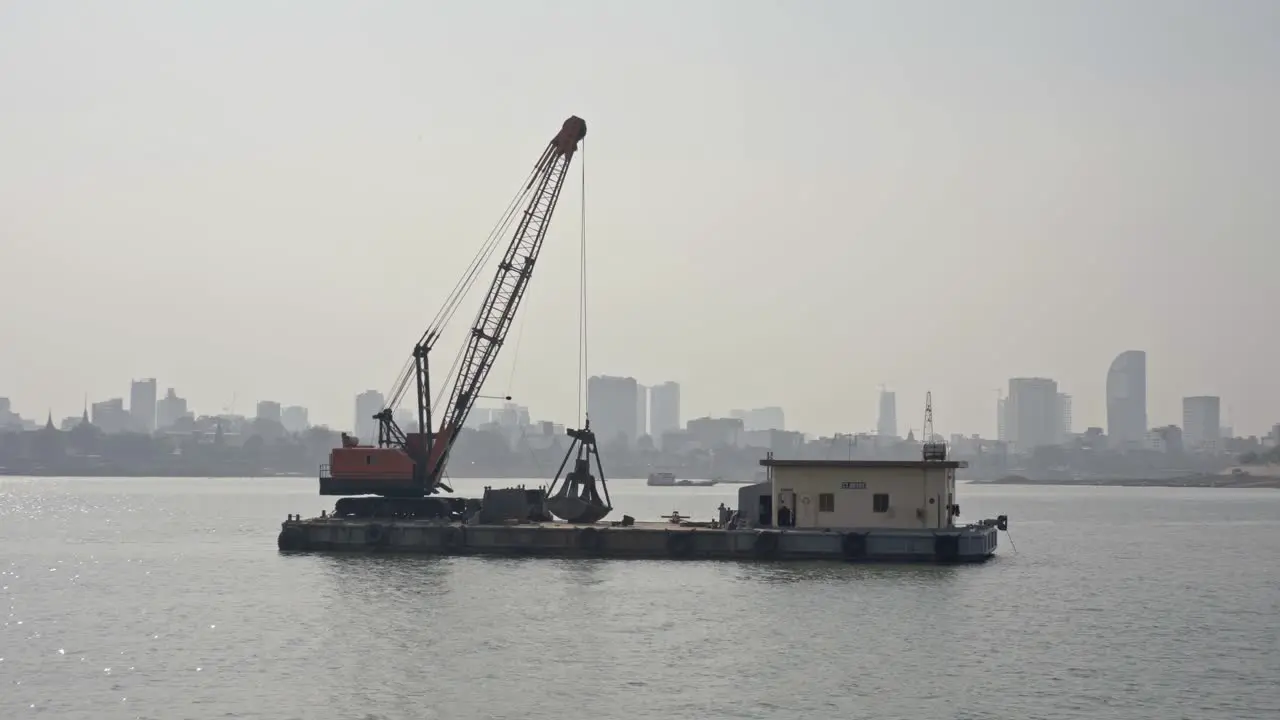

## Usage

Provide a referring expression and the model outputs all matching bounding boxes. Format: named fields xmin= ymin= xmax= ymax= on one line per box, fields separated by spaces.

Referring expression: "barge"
xmin=276 ymin=517 xmax=1001 ymax=562
xmin=280 ymin=457 xmax=1007 ymax=563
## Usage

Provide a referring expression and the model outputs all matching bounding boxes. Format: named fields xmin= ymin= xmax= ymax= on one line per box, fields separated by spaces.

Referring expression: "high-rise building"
xmin=1057 ymin=393 xmax=1073 ymax=441
xmin=156 ymin=388 xmax=190 ymax=429
xmin=130 ymin=378 xmax=157 ymax=433
xmin=877 ymin=390 xmax=897 ymax=437
xmin=635 ymin=385 xmax=648 ymax=440
xmin=256 ymin=400 xmax=282 ymax=424
xmin=0 ymin=397 xmax=21 ymax=430
xmin=355 ymin=390 xmax=385 ymax=444
xmin=281 ymin=405 xmax=310 ymax=433
xmin=498 ymin=402 xmax=530 ymax=427
xmin=1007 ymin=378 xmax=1060 ymax=452
xmin=465 ymin=408 xmax=493 ymax=429
xmin=996 ymin=396 xmax=1007 ymax=442
xmin=743 ymin=406 xmax=785 ymax=431
xmin=394 ymin=408 xmax=418 ymax=432
xmin=587 ymin=375 xmax=640 ymax=446
xmin=91 ymin=398 xmax=130 ymax=434
xmin=648 ymin=381 xmax=681 ymax=439
xmin=1147 ymin=425 xmax=1183 ymax=454
xmin=686 ymin=416 xmax=743 ymax=448
xmin=1106 ymin=350 xmax=1147 ymax=448
xmin=1182 ymin=396 xmax=1221 ymax=453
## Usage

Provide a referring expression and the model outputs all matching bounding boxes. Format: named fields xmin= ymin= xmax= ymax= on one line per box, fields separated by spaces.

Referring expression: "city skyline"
xmin=2 ymin=341 xmax=1266 ymax=438
xmin=5 ymin=369 xmax=1278 ymax=487
xmin=3 ymin=352 xmax=1273 ymax=444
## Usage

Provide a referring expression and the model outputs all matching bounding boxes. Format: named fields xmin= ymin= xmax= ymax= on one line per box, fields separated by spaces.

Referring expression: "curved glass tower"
xmin=1106 ymin=350 xmax=1147 ymax=448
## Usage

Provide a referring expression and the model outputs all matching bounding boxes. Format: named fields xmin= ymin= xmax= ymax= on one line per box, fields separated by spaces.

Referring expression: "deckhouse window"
xmin=872 ymin=493 xmax=889 ymax=513
xmin=818 ymin=493 xmax=834 ymax=512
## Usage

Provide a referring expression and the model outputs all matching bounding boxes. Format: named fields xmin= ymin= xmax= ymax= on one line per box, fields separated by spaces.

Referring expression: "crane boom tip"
xmin=555 ymin=116 xmax=587 ymax=154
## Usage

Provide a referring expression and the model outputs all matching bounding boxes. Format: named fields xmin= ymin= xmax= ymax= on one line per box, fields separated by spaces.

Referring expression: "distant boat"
xmin=647 ymin=472 xmax=716 ymax=487
xmin=647 ymin=472 xmax=676 ymax=486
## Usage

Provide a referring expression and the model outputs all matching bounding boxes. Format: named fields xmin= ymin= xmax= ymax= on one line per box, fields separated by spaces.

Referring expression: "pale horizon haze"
xmin=1 ymin=1 xmax=1277 ymax=437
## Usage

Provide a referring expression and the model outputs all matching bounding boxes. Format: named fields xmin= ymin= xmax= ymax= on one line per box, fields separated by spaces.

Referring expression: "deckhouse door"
xmin=798 ymin=494 xmax=816 ymax=528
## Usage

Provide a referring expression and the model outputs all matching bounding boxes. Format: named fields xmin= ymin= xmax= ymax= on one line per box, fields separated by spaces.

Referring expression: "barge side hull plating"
xmin=277 ymin=520 xmax=998 ymax=563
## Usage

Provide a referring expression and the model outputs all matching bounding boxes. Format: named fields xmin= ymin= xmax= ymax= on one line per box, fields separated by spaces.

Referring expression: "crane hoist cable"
xmin=503 ymin=138 xmax=587 ymax=418
xmin=501 ymin=139 xmax=587 ymax=447
xmin=543 ymin=137 xmax=613 ymax=524
xmin=503 ymin=309 xmax=527 ymax=398
xmin=577 ymin=139 xmax=588 ymax=426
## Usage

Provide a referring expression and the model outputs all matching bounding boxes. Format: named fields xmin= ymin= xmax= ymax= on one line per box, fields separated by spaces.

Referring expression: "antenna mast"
xmin=922 ymin=391 xmax=947 ymax=462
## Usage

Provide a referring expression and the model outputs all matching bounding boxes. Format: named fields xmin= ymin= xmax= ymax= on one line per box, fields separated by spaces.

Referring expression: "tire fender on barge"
xmin=665 ymin=531 xmax=695 ymax=558
xmin=933 ymin=533 xmax=960 ymax=562
xmin=440 ymin=525 xmax=464 ymax=550
xmin=753 ymin=530 xmax=780 ymax=558
xmin=278 ymin=524 xmax=308 ymax=552
xmin=577 ymin=526 xmax=604 ymax=553
xmin=840 ymin=531 xmax=868 ymax=560
xmin=365 ymin=523 xmax=389 ymax=547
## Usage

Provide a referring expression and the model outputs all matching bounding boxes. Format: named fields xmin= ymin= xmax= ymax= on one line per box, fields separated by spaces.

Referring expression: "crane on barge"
xmin=321 ymin=116 xmax=590 ymax=520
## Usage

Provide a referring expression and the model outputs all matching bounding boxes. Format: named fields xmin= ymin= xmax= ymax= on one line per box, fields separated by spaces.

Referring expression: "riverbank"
xmin=976 ymin=469 xmax=1280 ymax=489
xmin=0 ymin=469 xmax=312 ymax=478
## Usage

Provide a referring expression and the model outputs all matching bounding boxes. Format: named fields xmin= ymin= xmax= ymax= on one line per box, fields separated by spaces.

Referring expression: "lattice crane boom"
xmin=421 ymin=117 xmax=587 ymax=492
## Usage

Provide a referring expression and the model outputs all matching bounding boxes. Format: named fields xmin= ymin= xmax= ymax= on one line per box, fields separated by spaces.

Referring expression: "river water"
xmin=2 ymin=476 xmax=1278 ymax=720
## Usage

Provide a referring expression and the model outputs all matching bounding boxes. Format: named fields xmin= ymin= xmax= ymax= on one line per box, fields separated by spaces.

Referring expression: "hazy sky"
xmin=2 ymin=0 xmax=1277 ymax=437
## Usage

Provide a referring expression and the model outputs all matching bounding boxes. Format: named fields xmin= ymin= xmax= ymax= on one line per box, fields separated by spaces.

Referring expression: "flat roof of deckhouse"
xmin=760 ymin=459 xmax=967 ymax=470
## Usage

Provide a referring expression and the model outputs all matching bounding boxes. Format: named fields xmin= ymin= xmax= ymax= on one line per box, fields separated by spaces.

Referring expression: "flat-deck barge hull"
xmin=277 ymin=518 xmax=998 ymax=563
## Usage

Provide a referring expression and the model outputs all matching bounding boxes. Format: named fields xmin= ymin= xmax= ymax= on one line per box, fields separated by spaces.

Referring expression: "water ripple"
xmin=0 ymin=477 xmax=1278 ymax=719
